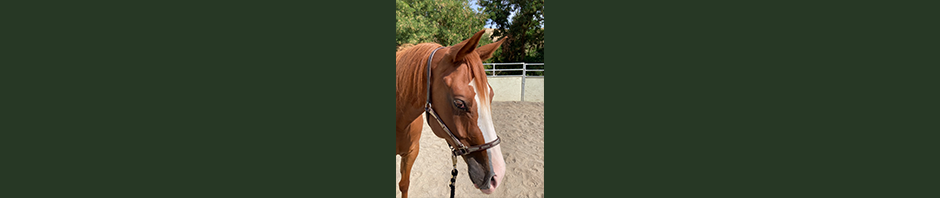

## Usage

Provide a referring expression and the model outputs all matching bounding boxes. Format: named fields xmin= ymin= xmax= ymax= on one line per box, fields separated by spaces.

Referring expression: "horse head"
xmin=427 ymin=30 xmax=507 ymax=194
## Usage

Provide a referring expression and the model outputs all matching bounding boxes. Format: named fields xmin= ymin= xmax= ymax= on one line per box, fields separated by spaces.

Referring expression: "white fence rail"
xmin=483 ymin=63 xmax=544 ymax=102
xmin=483 ymin=63 xmax=544 ymax=77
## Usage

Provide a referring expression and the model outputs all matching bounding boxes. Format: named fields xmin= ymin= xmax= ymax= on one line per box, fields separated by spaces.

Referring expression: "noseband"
xmin=425 ymin=47 xmax=501 ymax=156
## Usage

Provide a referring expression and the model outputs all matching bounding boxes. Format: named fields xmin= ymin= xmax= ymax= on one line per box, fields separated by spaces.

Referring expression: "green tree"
xmin=396 ymin=0 xmax=487 ymax=48
xmin=478 ymin=0 xmax=544 ymax=63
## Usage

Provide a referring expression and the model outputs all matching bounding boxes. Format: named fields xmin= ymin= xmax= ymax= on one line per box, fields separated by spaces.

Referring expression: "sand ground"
xmin=397 ymin=101 xmax=544 ymax=198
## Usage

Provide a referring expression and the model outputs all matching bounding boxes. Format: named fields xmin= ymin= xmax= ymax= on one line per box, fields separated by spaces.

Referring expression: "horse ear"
xmin=476 ymin=36 xmax=507 ymax=61
xmin=448 ymin=29 xmax=487 ymax=63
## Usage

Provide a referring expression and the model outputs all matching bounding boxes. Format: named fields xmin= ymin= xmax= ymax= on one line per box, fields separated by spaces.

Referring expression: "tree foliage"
xmin=478 ymin=0 xmax=544 ymax=63
xmin=396 ymin=0 xmax=487 ymax=48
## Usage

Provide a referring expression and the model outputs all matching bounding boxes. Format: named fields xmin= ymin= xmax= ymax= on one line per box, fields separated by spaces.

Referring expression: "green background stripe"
xmin=5 ymin=1 xmax=390 ymax=197
xmin=550 ymin=1 xmax=934 ymax=197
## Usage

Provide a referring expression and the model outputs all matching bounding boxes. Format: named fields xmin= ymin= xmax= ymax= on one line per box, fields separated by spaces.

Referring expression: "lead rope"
xmin=449 ymin=154 xmax=457 ymax=198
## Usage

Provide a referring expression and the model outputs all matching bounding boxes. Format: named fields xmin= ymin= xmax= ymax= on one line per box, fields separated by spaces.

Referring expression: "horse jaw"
xmin=470 ymin=80 xmax=506 ymax=194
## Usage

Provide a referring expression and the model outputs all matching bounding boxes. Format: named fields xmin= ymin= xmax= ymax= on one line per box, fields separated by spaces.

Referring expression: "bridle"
xmin=426 ymin=46 xmax=501 ymax=198
xmin=425 ymin=47 xmax=501 ymax=157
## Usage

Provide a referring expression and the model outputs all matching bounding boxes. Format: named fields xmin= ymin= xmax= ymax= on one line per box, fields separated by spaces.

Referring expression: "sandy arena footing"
xmin=397 ymin=101 xmax=544 ymax=198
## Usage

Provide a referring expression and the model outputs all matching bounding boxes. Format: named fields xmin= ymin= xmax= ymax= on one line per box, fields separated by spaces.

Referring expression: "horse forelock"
xmin=466 ymin=55 xmax=492 ymax=106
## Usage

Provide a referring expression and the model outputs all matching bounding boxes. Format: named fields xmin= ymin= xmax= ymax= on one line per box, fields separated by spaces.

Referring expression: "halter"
xmin=425 ymin=47 xmax=501 ymax=156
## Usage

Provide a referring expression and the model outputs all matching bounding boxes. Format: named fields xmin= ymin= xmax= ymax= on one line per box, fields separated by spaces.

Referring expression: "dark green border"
xmin=550 ymin=1 xmax=934 ymax=197
xmin=6 ymin=1 xmax=389 ymax=197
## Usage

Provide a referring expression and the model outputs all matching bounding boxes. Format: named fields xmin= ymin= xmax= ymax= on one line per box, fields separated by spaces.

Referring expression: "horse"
xmin=396 ymin=30 xmax=507 ymax=198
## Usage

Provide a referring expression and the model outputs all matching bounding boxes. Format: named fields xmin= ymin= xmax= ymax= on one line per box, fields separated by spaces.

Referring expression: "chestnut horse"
xmin=396 ymin=30 xmax=507 ymax=198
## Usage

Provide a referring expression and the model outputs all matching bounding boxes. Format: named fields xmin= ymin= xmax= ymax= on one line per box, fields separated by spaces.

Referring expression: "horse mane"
xmin=396 ymin=43 xmax=440 ymax=62
xmin=396 ymin=43 xmax=443 ymax=107
xmin=397 ymin=43 xmax=416 ymax=52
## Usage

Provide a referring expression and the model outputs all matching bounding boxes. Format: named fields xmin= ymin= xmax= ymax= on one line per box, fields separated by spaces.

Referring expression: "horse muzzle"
xmin=464 ymin=146 xmax=505 ymax=194
xmin=465 ymin=156 xmax=497 ymax=193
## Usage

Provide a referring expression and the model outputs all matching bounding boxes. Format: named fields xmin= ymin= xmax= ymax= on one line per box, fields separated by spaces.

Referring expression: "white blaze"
xmin=469 ymin=80 xmax=498 ymax=143
xmin=469 ymin=79 xmax=505 ymax=191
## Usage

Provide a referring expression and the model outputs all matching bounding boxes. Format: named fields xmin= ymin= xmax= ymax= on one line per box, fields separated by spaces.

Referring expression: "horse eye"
xmin=453 ymin=99 xmax=468 ymax=110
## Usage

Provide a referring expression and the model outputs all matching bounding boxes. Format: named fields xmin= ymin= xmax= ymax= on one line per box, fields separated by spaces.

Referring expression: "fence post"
xmin=521 ymin=63 xmax=526 ymax=102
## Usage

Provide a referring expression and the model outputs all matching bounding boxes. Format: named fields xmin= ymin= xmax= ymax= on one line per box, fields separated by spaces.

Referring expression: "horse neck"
xmin=396 ymin=45 xmax=439 ymax=117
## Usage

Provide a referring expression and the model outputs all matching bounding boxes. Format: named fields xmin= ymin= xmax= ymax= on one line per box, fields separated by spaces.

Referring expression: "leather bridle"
xmin=425 ymin=47 xmax=501 ymax=156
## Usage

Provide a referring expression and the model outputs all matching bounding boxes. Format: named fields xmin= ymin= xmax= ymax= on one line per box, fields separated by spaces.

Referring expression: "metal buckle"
xmin=453 ymin=147 xmax=468 ymax=156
